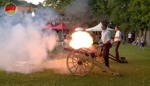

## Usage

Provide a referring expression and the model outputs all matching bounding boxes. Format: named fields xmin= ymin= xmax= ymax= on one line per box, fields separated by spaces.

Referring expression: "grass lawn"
xmin=0 ymin=43 xmax=150 ymax=86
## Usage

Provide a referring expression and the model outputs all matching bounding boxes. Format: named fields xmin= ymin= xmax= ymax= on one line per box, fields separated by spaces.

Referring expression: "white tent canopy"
xmin=85 ymin=22 xmax=114 ymax=31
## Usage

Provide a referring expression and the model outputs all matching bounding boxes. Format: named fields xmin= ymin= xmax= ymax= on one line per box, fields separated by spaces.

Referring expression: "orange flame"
xmin=69 ymin=31 xmax=93 ymax=49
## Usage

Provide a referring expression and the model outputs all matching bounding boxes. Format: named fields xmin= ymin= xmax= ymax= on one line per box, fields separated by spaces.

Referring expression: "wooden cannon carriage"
xmin=62 ymin=31 xmax=127 ymax=76
xmin=64 ymin=47 xmax=121 ymax=76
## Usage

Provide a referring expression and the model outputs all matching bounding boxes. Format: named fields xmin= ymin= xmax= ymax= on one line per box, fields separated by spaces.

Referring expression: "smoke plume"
xmin=64 ymin=0 xmax=92 ymax=26
xmin=0 ymin=7 xmax=69 ymax=74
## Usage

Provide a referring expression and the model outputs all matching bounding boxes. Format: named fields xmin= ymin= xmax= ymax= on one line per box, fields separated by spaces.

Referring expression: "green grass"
xmin=0 ymin=44 xmax=150 ymax=86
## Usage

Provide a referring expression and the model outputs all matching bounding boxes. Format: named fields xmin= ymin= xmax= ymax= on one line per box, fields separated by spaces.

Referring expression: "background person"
xmin=114 ymin=26 xmax=122 ymax=62
xmin=63 ymin=36 xmax=70 ymax=48
xmin=132 ymin=37 xmax=139 ymax=45
xmin=128 ymin=32 xmax=132 ymax=43
xmin=140 ymin=36 xmax=144 ymax=50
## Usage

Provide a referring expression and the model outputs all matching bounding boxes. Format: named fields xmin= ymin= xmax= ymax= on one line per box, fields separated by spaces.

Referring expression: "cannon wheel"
xmin=66 ymin=51 xmax=95 ymax=76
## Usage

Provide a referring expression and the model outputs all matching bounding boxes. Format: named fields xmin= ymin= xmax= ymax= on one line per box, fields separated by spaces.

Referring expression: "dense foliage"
xmin=43 ymin=0 xmax=150 ymax=32
xmin=1 ymin=0 xmax=149 ymax=32
xmin=1 ymin=0 xmax=150 ymax=42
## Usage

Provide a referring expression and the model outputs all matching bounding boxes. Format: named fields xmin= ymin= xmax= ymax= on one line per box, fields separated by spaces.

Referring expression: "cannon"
xmin=64 ymin=47 xmax=120 ymax=76
xmin=62 ymin=30 xmax=127 ymax=76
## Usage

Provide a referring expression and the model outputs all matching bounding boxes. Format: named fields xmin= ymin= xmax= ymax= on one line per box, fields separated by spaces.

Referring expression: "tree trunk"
xmin=143 ymin=28 xmax=147 ymax=45
xmin=122 ymin=32 xmax=126 ymax=45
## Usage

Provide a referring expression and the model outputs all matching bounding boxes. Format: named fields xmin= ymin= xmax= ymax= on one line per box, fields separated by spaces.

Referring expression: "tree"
xmin=129 ymin=0 xmax=150 ymax=30
xmin=108 ymin=0 xmax=131 ymax=30
xmin=129 ymin=0 xmax=150 ymax=43
xmin=38 ymin=2 xmax=44 ymax=7
xmin=91 ymin=0 xmax=109 ymax=21
xmin=91 ymin=0 xmax=131 ymax=30
xmin=91 ymin=0 xmax=132 ymax=44
xmin=0 ymin=0 xmax=11 ymax=7
xmin=44 ymin=0 xmax=71 ymax=10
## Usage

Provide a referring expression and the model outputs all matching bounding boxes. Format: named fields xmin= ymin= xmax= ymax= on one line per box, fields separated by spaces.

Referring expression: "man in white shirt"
xmin=128 ymin=32 xmax=132 ymax=43
xmin=114 ymin=26 xmax=122 ymax=62
xmin=100 ymin=20 xmax=111 ymax=67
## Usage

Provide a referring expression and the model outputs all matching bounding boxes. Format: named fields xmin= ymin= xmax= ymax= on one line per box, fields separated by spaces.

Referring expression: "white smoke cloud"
xmin=64 ymin=0 xmax=91 ymax=17
xmin=64 ymin=0 xmax=92 ymax=28
xmin=0 ymin=7 xmax=69 ymax=74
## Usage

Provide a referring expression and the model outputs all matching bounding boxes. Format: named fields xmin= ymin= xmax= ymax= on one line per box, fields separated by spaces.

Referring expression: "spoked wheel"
xmin=66 ymin=51 xmax=95 ymax=76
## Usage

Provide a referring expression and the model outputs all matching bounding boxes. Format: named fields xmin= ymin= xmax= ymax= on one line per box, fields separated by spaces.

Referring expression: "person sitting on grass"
xmin=132 ymin=37 xmax=139 ymax=45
